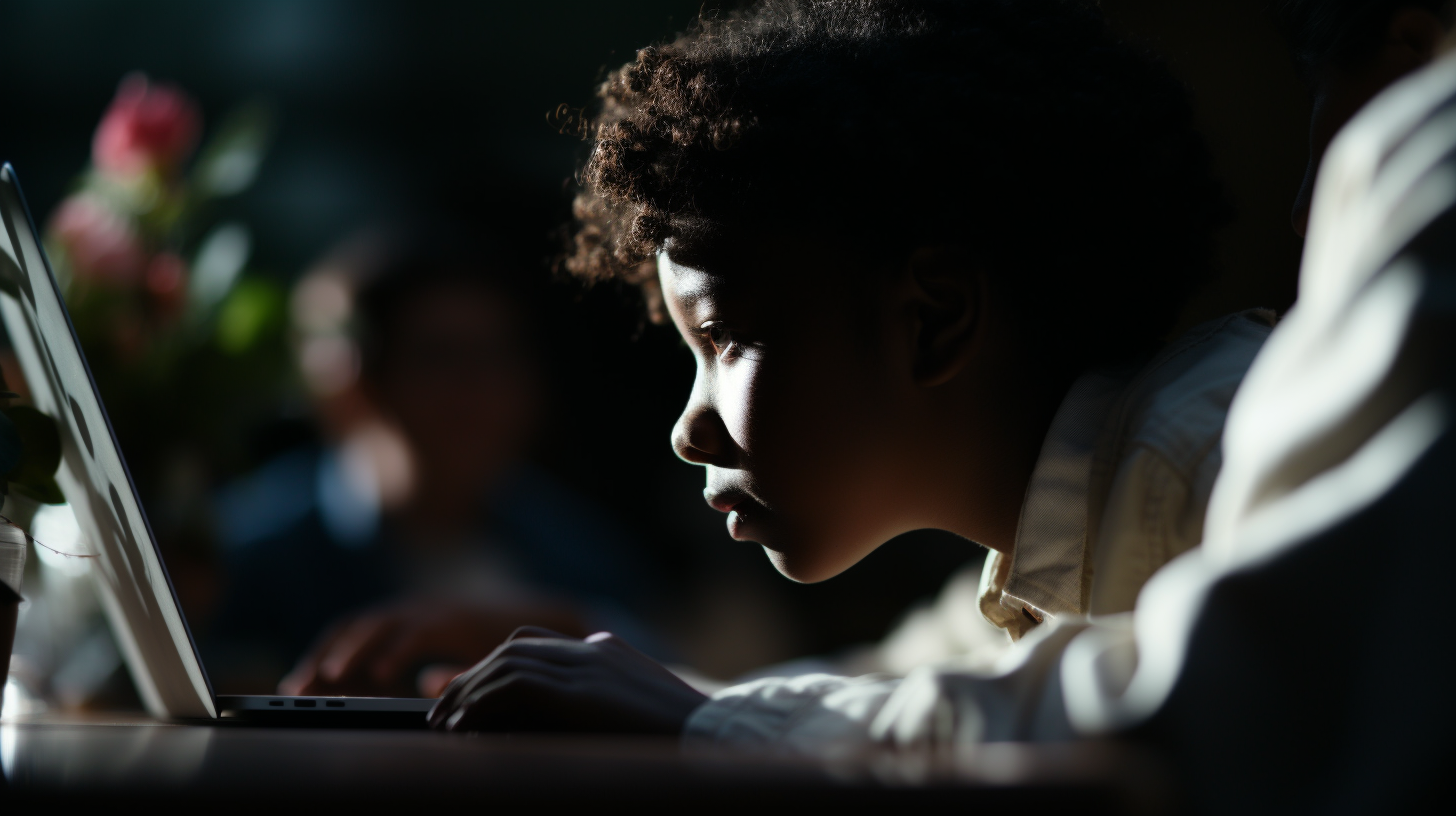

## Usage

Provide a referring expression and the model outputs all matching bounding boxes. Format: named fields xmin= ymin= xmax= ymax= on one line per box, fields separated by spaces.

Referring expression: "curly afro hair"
xmin=565 ymin=0 xmax=1226 ymax=366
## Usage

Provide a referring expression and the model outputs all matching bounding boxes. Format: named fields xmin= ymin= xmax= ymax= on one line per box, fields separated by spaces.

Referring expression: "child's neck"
xmin=917 ymin=354 xmax=1076 ymax=555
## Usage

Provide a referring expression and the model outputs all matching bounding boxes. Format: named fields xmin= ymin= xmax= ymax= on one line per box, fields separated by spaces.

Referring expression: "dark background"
xmin=0 ymin=0 xmax=1311 ymax=679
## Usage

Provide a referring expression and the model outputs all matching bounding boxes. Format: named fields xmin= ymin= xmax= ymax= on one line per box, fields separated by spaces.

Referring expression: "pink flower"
xmin=92 ymin=73 xmax=201 ymax=178
xmin=48 ymin=194 xmax=146 ymax=285
xmin=145 ymin=252 xmax=188 ymax=319
xmin=145 ymin=252 xmax=186 ymax=296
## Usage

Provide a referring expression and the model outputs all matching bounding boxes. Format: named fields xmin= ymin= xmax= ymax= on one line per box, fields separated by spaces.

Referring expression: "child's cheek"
xmin=714 ymin=357 xmax=760 ymax=454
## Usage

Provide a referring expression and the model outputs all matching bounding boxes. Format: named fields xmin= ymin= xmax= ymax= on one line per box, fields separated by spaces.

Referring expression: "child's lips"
xmin=726 ymin=507 xmax=752 ymax=540
xmin=704 ymin=487 xmax=749 ymax=514
xmin=726 ymin=501 xmax=770 ymax=541
xmin=705 ymin=488 xmax=766 ymax=541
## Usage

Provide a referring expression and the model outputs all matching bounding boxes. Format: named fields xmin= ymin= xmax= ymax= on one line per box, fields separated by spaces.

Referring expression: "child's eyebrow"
xmin=662 ymin=266 xmax=730 ymax=317
xmin=673 ymin=280 xmax=712 ymax=304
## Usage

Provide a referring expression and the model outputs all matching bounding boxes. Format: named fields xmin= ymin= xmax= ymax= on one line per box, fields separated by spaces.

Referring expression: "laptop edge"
xmin=0 ymin=163 xmax=430 ymax=726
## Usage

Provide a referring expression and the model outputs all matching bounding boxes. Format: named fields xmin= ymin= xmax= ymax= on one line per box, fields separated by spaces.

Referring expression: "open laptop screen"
xmin=0 ymin=164 xmax=214 ymax=718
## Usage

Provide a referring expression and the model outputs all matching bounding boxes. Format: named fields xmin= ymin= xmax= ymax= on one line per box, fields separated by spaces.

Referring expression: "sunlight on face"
xmin=658 ymin=244 xmax=926 ymax=583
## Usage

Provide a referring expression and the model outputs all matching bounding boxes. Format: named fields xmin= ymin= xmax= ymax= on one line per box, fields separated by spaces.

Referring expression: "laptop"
xmin=0 ymin=163 xmax=432 ymax=726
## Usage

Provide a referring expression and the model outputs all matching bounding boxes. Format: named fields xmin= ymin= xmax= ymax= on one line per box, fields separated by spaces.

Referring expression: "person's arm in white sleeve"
xmin=684 ymin=618 xmax=1093 ymax=755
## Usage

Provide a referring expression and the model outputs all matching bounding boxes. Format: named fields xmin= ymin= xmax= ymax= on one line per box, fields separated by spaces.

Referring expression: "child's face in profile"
xmin=660 ymin=238 xmax=939 ymax=583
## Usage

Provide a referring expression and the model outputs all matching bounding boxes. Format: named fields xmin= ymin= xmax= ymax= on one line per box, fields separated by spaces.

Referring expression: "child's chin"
xmin=763 ymin=545 xmax=861 ymax=585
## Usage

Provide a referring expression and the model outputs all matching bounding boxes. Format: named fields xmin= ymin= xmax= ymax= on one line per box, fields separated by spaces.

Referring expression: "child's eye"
xmin=699 ymin=321 xmax=737 ymax=358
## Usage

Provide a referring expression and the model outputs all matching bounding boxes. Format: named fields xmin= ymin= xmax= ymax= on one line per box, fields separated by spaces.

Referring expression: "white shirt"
xmin=683 ymin=310 xmax=1272 ymax=750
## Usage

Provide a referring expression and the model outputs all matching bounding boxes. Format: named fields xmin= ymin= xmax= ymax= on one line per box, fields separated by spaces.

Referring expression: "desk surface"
xmin=0 ymin=713 xmax=1171 ymax=811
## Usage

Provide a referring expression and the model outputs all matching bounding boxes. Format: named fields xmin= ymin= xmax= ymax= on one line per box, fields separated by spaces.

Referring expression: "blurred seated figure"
xmin=204 ymin=231 xmax=662 ymax=697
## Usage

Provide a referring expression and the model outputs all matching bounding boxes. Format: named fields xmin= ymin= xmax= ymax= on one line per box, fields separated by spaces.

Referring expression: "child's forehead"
xmin=657 ymin=251 xmax=732 ymax=307
xmin=660 ymin=231 xmax=868 ymax=283
xmin=657 ymin=250 xmax=794 ymax=328
xmin=658 ymin=231 xmax=893 ymax=322
xmin=660 ymin=233 xmax=758 ymax=277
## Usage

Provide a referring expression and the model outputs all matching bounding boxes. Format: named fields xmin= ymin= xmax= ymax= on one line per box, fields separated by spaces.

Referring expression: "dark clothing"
xmin=203 ymin=448 xmax=664 ymax=686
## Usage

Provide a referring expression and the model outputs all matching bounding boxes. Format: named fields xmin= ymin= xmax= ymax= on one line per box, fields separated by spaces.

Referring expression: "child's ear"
xmin=904 ymin=245 xmax=985 ymax=387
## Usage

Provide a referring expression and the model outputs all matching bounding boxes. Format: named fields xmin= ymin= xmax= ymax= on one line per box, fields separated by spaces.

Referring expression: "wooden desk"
xmin=0 ymin=713 xmax=1172 ymax=812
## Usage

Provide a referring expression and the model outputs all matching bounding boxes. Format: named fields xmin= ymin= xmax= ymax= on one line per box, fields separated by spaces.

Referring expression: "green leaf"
xmin=0 ymin=409 xmax=19 ymax=477
xmin=3 ymin=405 xmax=64 ymax=505
xmin=11 ymin=477 xmax=64 ymax=505
xmin=192 ymin=101 xmax=275 ymax=199
xmin=0 ymin=243 xmax=21 ymax=299
xmin=216 ymin=277 xmax=284 ymax=355
xmin=189 ymin=222 xmax=252 ymax=313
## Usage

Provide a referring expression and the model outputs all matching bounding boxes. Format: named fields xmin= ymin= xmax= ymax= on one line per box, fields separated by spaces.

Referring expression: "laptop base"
xmin=216 ymin=695 xmax=433 ymax=729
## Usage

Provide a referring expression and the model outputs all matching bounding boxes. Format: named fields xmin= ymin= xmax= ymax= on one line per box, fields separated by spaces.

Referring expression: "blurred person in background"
xmin=204 ymin=230 xmax=665 ymax=697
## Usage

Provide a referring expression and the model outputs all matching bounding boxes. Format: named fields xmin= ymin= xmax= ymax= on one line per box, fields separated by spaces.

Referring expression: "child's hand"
xmin=427 ymin=626 xmax=709 ymax=734
xmin=279 ymin=601 xmax=587 ymax=698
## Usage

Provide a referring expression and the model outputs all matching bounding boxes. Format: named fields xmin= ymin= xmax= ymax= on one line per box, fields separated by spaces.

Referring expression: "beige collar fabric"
xmin=978 ymin=311 xmax=1276 ymax=641
xmin=979 ymin=369 xmax=1129 ymax=640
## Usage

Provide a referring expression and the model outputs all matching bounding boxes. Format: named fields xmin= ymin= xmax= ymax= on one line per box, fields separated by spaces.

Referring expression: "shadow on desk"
xmin=0 ymin=713 xmax=1172 ymax=813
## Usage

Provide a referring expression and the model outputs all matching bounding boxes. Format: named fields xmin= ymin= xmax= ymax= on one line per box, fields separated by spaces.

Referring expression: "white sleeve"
xmin=684 ymin=619 xmax=1090 ymax=755
xmin=1066 ymin=53 xmax=1456 ymax=811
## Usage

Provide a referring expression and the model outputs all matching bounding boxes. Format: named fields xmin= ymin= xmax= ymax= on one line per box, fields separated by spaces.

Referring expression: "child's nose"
xmin=671 ymin=403 xmax=732 ymax=467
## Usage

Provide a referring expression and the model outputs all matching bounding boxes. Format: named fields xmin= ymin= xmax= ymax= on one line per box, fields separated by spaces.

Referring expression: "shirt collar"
xmin=979 ymin=369 xmax=1127 ymax=638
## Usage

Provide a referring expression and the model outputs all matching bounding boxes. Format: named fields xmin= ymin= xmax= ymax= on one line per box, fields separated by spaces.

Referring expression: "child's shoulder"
xmin=1108 ymin=309 xmax=1276 ymax=476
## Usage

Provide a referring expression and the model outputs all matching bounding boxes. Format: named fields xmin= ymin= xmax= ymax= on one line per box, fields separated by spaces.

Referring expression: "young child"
xmin=426 ymin=0 xmax=1272 ymax=746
